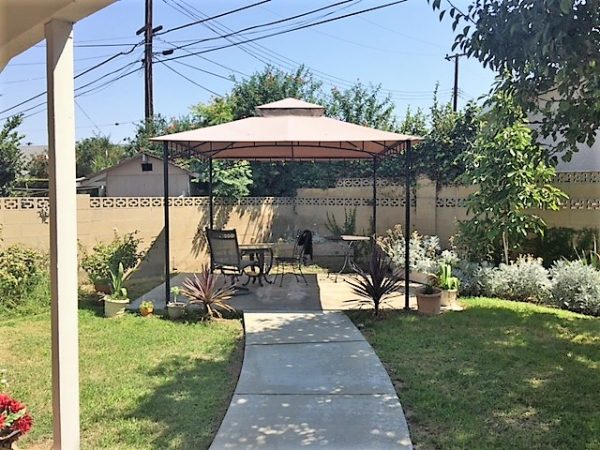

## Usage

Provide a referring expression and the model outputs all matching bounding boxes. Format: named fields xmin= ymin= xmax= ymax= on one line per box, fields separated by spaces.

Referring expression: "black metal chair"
xmin=205 ymin=228 xmax=260 ymax=286
xmin=273 ymin=230 xmax=312 ymax=287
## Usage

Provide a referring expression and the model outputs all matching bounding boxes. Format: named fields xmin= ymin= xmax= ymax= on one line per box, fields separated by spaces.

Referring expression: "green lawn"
xmin=349 ymin=298 xmax=600 ymax=450
xmin=0 ymin=308 xmax=243 ymax=449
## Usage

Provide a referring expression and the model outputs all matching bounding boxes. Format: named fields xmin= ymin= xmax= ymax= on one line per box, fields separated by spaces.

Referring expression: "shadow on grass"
xmin=348 ymin=299 xmax=600 ymax=449
xmin=117 ymin=331 xmax=243 ymax=449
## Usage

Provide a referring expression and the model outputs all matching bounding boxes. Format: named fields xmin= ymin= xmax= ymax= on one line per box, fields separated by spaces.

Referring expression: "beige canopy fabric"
xmin=150 ymin=98 xmax=422 ymax=160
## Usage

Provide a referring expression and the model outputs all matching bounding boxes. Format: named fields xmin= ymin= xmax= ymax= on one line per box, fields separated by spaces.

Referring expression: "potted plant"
xmin=104 ymin=263 xmax=129 ymax=318
xmin=167 ymin=286 xmax=186 ymax=320
xmin=81 ymin=232 xmax=143 ymax=294
xmin=438 ymin=263 xmax=460 ymax=307
xmin=346 ymin=246 xmax=403 ymax=318
xmin=181 ymin=266 xmax=236 ymax=319
xmin=0 ymin=393 xmax=33 ymax=449
xmin=416 ymin=283 xmax=443 ymax=315
xmin=139 ymin=300 xmax=154 ymax=317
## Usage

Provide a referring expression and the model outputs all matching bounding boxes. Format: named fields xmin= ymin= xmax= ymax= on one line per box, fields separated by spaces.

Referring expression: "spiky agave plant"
xmin=347 ymin=246 xmax=403 ymax=317
xmin=181 ymin=266 xmax=236 ymax=319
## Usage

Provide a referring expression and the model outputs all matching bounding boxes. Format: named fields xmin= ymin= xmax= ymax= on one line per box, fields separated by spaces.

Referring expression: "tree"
xmin=0 ymin=115 xmax=25 ymax=196
xmin=414 ymin=97 xmax=481 ymax=186
xmin=76 ymin=135 xmax=124 ymax=178
xmin=27 ymin=152 xmax=49 ymax=179
xmin=457 ymin=92 xmax=567 ymax=263
xmin=429 ymin=0 xmax=600 ymax=160
xmin=125 ymin=114 xmax=198 ymax=158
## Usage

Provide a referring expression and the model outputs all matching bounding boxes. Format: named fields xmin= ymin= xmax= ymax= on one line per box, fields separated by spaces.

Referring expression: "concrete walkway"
xmin=210 ymin=311 xmax=413 ymax=449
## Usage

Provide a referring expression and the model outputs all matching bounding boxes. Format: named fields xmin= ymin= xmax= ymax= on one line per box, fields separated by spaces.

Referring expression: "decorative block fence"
xmin=0 ymin=173 xmax=598 ymax=275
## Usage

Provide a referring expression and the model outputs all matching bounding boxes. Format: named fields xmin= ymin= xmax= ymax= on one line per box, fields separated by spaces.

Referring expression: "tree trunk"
xmin=502 ymin=231 xmax=509 ymax=265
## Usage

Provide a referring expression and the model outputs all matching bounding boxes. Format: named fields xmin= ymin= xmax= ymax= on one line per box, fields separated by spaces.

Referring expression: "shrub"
xmin=0 ymin=245 xmax=49 ymax=314
xmin=527 ymin=227 xmax=599 ymax=267
xmin=481 ymin=256 xmax=550 ymax=303
xmin=377 ymin=226 xmax=442 ymax=274
xmin=549 ymin=260 xmax=600 ymax=316
xmin=453 ymin=260 xmax=492 ymax=296
xmin=80 ymin=231 xmax=143 ymax=284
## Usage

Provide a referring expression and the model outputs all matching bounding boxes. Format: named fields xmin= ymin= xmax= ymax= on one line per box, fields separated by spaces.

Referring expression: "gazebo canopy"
xmin=151 ymin=98 xmax=422 ymax=160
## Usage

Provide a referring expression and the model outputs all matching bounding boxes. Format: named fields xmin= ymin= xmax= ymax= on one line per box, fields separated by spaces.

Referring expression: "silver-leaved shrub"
xmin=549 ymin=260 xmax=600 ymax=316
xmin=481 ymin=256 xmax=550 ymax=302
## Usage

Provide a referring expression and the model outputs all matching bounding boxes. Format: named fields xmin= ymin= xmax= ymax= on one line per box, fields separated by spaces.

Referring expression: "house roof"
xmin=80 ymin=152 xmax=198 ymax=186
xmin=151 ymin=98 xmax=422 ymax=160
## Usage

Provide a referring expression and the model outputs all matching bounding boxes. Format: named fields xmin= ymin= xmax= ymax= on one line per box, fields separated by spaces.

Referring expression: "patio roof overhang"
xmin=150 ymin=98 xmax=422 ymax=160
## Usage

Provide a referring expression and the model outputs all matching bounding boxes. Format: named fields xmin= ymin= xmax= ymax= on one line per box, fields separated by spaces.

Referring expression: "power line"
xmin=159 ymin=1 xmax=410 ymax=63
xmin=170 ymin=59 xmax=235 ymax=82
xmin=75 ymin=100 xmax=101 ymax=133
xmin=154 ymin=57 xmax=222 ymax=97
xmin=162 ymin=0 xmax=359 ymax=53
xmin=157 ymin=0 xmax=271 ymax=35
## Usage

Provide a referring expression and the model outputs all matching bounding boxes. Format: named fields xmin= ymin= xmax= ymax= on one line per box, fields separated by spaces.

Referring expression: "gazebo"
xmin=151 ymin=98 xmax=422 ymax=308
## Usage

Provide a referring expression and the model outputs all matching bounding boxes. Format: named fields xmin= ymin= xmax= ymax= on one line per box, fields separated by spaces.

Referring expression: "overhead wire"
xmin=154 ymin=57 xmax=223 ymax=97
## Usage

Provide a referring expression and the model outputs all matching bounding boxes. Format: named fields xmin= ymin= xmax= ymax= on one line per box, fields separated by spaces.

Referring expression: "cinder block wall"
xmin=0 ymin=172 xmax=597 ymax=276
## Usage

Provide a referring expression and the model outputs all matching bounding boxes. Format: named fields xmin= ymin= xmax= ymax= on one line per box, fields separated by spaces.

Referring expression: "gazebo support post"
xmin=372 ymin=156 xmax=378 ymax=236
xmin=209 ymin=156 xmax=214 ymax=229
xmin=404 ymin=141 xmax=411 ymax=310
xmin=163 ymin=141 xmax=171 ymax=305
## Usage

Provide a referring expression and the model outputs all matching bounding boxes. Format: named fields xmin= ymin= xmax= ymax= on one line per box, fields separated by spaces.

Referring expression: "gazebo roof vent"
xmin=256 ymin=98 xmax=325 ymax=117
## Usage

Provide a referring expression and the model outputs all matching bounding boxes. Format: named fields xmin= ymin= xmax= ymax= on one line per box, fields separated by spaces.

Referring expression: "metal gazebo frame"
xmin=151 ymin=98 xmax=422 ymax=311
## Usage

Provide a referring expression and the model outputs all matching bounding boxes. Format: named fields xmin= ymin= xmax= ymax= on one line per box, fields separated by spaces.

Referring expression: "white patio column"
xmin=45 ymin=19 xmax=80 ymax=450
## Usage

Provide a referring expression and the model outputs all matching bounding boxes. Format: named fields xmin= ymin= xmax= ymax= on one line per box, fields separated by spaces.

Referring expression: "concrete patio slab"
xmin=129 ymin=272 xmax=423 ymax=314
xmin=244 ymin=311 xmax=364 ymax=345
xmin=210 ymin=394 xmax=412 ymax=450
xmin=235 ymin=340 xmax=396 ymax=395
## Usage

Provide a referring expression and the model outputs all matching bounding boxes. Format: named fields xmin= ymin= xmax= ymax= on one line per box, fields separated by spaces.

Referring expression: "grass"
xmin=0 ymin=308 xmax=243 ymax=449
xmin=348 ymin=297 xmax=600 ymax=450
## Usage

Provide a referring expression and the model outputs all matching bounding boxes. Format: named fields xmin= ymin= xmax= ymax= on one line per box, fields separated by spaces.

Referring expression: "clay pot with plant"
xmin=104 ymin=262 xmax=129 ymax=318
xmin=167 ymin=286 xmax=186 ymax=320
xmin=438 ymin=263 xmax=460 ymax=307
xmin=416 ymin=283 xmax=442 ymax=315
xmin=139 ymin=300 xmax=154 ymax=317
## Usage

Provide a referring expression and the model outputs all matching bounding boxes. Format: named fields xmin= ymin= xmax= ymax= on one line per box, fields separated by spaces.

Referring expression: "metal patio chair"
xmin=273 ymin=230 xmax=312 ymax=287
xmin=205 ymin=228 xmax=260 ymax=287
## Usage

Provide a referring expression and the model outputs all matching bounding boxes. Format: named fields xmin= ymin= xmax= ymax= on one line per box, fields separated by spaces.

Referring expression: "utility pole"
xmin=136 ymin=0 xmax=162 ymax=121
xmin=445 ymin=53 xmax=466 ymax=112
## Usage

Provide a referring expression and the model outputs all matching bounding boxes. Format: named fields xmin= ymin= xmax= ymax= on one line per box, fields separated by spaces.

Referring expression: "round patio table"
xmin=325 ymin=234 xmax=371 ymax=282
xmin=239 ymin=243 xmax=274 ymax=286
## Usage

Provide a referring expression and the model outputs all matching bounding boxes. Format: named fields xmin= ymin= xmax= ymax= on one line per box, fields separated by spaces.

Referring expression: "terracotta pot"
xmin=104 ymin=297 xmax=129 ymax=318
xmin=416 ymin=287 xmax=442 ymax=315
xmin=440 ymin=289 xmax=458 ymax=307
xmin=167 ymin=302 xmax=186 ymax=320
xmin=140 ymin=307 xmax=154 ymax=317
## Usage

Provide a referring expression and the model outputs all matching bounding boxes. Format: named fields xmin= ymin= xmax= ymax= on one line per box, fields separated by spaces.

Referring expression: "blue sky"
xmin=0 ymin=0 xmax=496 ymax=145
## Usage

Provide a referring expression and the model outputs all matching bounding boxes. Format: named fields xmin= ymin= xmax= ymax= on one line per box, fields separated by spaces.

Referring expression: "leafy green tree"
xmin=327 ymin=83 xmax=398 ymax=131
xmin=125 ymin=114 xmax=198 ymax=157
xmin=76 ymin=135 xmax=124 ymax=178
xmin=228 ymin=65 xmax=324 ymax=119
xmin=0 ymin=115 xmax=25 ymax=196
xmin=429 ymin=0 xmax=600 ymax=160
xmin=414 ymin=98 xmax=481 ymax=186
xmin=458 ymin=92 xmax=567 ymax=263
xmin=190 ymin=159 xmax=253 ymax=198
xmin=27 ymin=152 xmax=49 ymax=179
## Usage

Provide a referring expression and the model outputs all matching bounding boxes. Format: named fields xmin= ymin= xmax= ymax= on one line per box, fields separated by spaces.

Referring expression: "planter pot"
xmin=140 ymin=306 xmax=154 ymax=317
xmin=440 ymin=289 xmax=458 ymax=307
xmin=416 ymin=287 xmax=442 ymax=315
xmin=167 ymin=302 xmax=186 ymax=320
xmin=94 ymin=282 xmax=111 ymax=295
xmin=104 ymin=297 xmax=129 ymax=318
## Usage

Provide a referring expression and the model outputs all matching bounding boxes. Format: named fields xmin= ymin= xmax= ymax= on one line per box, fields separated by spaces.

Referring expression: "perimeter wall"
xmin=0 ymin=173 xmax=597 ymax=275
